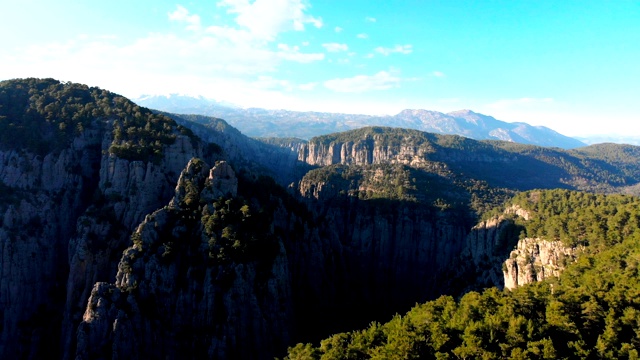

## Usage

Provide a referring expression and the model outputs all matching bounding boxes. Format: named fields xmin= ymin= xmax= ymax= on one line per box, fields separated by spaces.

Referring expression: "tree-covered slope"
xmin=0 ymin=78 xmax=196 ymax=161
xmin=286 ymin=189 xmax=640 ymax=359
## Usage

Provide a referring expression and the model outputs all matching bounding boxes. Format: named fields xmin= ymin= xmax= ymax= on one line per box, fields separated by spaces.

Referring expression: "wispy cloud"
xmin=168 ymin=5 xmax=201 ymax=31
xmin=374 ymin=44 xmax=413 ymax=56
xmin=217 ymin=0 xmax=323 ymax=40
xmin=357 ymin=33 xmax=369 ymax=39
xmin=322 ymin=42 xmax=348 ymax=52
xmin=365 ymin=16 xmax=377 ymax=22
xmin=324 ymin=71 xmax=401 ymax=93
xmin=299 ymin=82 xmax=318 ymax=91
xmin=278 ymin=44 xmax=325 ymax=62
xmin=334 ymin=26 xmax=343 ymax=33
xmin=431 ymin=71 xmax=446 ymax=77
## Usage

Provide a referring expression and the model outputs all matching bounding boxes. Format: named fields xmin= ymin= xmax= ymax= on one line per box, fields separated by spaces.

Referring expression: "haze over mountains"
xmin=135 ymin=94 xmax=586 ymax=149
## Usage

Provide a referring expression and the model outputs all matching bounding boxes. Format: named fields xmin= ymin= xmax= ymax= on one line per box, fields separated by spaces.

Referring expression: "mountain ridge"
xmin=134 ymin=94 xmax=585 ymax=149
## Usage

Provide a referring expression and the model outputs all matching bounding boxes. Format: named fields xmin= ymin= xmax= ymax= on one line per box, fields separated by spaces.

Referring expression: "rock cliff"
xmin=291 ymin=161 xmax=478 ymax=338
xmin=0 ymin=79 xmax=216 ymax=359
xmin=0 ymin=122 xmax=103 ymax=358
xmin=503 ymin=238 xmax=577 ymax=289
xmin=76 ymin=159 xmax=294 ymax=359
xmin=61 ymin=131 xmax=206 ymax=359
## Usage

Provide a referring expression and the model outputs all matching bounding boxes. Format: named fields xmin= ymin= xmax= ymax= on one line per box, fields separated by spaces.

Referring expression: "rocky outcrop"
xmin=61 ymin=130 xmax=206 ymax=359
xmin=76 ymin=159 xmax=294 ymax=359
xmin=299 ymin=133 xmax=434 ymax=168
xmin=450 ymin=214 xmax=523 ymax=290
xmin=456 ymin=207 xmax=577 ymax=292
xmin=503 ymin=238 xmax=577 ymax=289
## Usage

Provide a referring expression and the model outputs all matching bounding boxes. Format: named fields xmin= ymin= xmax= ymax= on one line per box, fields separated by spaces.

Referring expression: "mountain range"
xmin=135 ymin=94 xmax=586 ymax=149
xmin=3 ymin=78 xmax=640 ymax=359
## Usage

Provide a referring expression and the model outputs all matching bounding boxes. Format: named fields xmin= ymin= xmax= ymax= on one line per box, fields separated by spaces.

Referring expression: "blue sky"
xmin=1 ymin=0 xmax=639 ymax=137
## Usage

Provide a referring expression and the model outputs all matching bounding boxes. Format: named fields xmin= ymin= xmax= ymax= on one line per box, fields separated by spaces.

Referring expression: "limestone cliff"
xmin=0 ymin=79 xmax=215 ymax=359
xmin=76 ymin=159 xmax=293 ymax=359
xmin=61 ymin=131 xmax=206 ymax=359
xmin=0 ymin=122 xmax=105 ymax=358
xmin=292 ymin=161 xmax=477 ymax=338
xmin=454 ymin=205 xmax=578 ymax=292
xmin=503 ymin=238 xmax=577 ymax=289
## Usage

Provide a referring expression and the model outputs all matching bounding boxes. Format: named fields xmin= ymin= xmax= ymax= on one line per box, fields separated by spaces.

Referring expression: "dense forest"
xmin=286 ymin=189 xmax=640 ymax=359
xmin=0 ymin=78 xmax=195 ymax=162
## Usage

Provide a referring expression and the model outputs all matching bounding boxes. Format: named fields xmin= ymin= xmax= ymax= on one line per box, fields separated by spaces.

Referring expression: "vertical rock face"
xmin=61 ymin=132 xmax=204 ymax=359
xmin=503 ymin=238 xmax=577 ymax=290
xmin=292 ymin=164 xmax=475 ymax=338
xmin=76 ymin=159 xmax=294 ymax=360
xmin=0 ymin=125 xmax=103 ymax=358
xmin=299 ymin=134 xmax=433 ymax=167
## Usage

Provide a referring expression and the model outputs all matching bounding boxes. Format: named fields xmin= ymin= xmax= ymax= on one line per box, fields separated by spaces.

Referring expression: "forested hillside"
xmin=286 ymin=189 xmax=640 ymax=359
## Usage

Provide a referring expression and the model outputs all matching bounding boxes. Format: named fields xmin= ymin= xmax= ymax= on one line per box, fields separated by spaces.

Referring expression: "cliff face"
xmin=0 ymin=78 xmax=216 ymax=359
xmin=503 ymin=238 xmax=577 ymax=290
xmin=299 ymin=133 xmax=434 ymax=168
xmin=453 ymin=205 xmax=578 ymax=292
xmin=61 ymin=131 xmax=204 ymax=358
xmin=0 ymin=123 xmax=103 ymax=358
xmin=75 ymin=159 xmax=294 ymax=359
xmin=291 ymin=163 xmax=475 ymax=338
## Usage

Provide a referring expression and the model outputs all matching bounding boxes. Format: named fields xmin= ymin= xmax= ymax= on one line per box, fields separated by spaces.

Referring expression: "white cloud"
xmin=299 ymin=82 xmax=318 ymax=91
xmin=1 ymin=1 xmax=325 ymax=107
xmin=334 ymin=26 xmax=343 ymax=33
xmin=374 ymin=44 xmax=413 ymax=56
xmin=356 ymin=33 xmax=369 ymax=39
xmin=431 ymin=71 xmax=446 ymax=77
xmin=168 ymin=5 xmax=201 ymax=31
xmin=278 ymin=43 xmax=325 ymax=62
xmin=365 ymin=16 xmax=377 ymax=22
xmin=322 ymin=42 xmax=348 ymax=52
xmin=217 ymin=0 xmax=322 ymax=40
xmin=324 ymin=71 xmax=401 ymax=93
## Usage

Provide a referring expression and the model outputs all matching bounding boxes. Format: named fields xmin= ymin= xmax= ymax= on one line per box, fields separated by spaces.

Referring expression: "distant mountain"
xmin=134 ymin=95 xmax=586 ymax=149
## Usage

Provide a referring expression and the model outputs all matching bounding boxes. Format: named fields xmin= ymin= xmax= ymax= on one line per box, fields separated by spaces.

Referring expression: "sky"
xmin=1 ymin=0 xmax=639 ymax=137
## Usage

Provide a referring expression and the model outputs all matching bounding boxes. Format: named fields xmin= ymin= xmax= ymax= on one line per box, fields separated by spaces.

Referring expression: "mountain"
xmin=134 ymin=94 xmax=585 ymax=149
xmin=2 ymin=78 xmax=640 ymax=359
